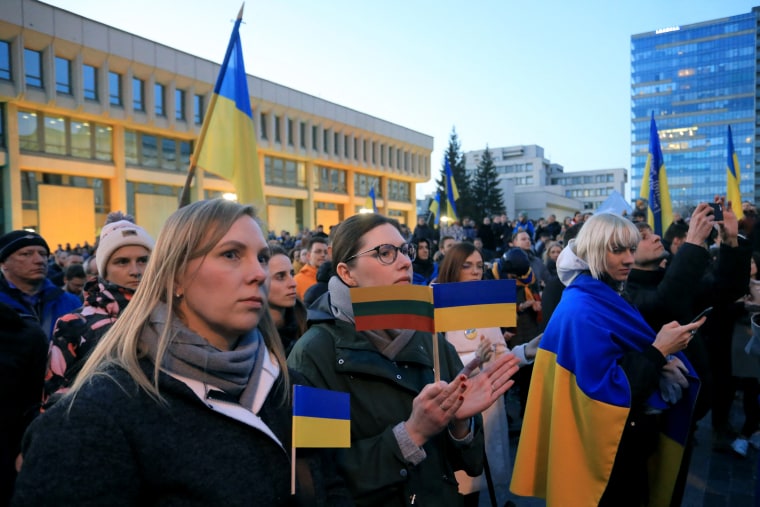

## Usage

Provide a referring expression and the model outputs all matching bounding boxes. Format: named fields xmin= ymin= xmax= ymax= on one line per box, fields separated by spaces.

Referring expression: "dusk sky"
xmin=44 ymin=0 xmax=760 ymax=199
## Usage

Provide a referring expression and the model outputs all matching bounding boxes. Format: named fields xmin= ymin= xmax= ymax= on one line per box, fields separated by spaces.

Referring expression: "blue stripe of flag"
xmin=293 ymin=385 xmax=350 ymax=420
xmin=433 ymin=279 xmax=516 ymax=308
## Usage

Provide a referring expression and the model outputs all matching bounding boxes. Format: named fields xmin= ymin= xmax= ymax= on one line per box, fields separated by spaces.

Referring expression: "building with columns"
xmin=0 ymin=0 xmax=432 ymax=247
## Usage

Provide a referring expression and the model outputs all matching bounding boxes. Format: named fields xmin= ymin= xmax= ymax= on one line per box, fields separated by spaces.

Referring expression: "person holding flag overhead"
xmin=288 ymin=213 xmax=520 ymax=507
xmin=12 ymin=198 xmax=351 ymax=505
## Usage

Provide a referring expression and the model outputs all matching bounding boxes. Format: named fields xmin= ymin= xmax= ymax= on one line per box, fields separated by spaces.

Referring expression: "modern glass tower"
xmin=631 ymin=9 xmax=758 ymax=211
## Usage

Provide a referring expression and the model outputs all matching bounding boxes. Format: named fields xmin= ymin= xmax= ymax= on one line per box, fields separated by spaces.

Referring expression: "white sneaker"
xmin=731 ymin=437 xmax=749 ymax=457
xmin=749 ymin=432 xmax=760 ymax=450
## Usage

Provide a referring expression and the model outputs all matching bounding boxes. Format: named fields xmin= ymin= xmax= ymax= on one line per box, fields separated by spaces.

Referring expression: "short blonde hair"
xmin=573 ymin=213 xmax=640 ymax=280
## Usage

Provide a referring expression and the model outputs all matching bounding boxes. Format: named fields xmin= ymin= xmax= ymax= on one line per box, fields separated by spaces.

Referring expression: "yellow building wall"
xmin=38 ymin=185 xmax=95 ymax=248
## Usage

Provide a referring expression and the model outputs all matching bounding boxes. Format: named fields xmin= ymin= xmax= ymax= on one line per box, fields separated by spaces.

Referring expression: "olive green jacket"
xmin=288 ymin=316 xmax=484 ymax=507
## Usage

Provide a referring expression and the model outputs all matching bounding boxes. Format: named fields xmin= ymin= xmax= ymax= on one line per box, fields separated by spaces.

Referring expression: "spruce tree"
xmin=472 ymin=145 xmax=505 ymax=220
xmin=436 ymin=127 xmax=476 ymax=222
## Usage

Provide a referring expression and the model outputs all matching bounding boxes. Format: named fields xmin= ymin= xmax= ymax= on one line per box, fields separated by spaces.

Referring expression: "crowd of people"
xmin=2 ymin=197 xmax=760 ymax=506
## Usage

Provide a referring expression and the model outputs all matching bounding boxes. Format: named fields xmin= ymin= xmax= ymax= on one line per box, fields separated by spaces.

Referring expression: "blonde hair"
xmin=70 ymin=199 xmax=288 ymax=401
xmin=573 ymin=213 xmax=640 ymax=280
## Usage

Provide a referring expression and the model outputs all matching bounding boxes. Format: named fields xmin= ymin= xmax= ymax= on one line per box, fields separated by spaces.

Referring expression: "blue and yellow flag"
xmin=193 ymin=6 xmax=266 ymax=221
xmin=433 ymin=279 xmax=516 ymax=331
xmin=428 ymin=192 xmax=441 ymax=225
xmin=292 ymin=385 xmax=350 ymax=448
xmin=445 ymin=159 xmax=459 ymax=222
xmin=726 ymin=125 xmax=744 ymax=220
xmin=639 ymin=113 xmax=672 ymax=236
xmin=511 ymin=274 xmax=697 ymax=506
xmin=364 ymin=185 xmax=378 ymax=213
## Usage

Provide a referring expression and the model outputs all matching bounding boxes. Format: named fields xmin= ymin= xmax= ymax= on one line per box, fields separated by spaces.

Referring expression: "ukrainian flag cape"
xmin=510 ymin=274 xmax=698 ymax=506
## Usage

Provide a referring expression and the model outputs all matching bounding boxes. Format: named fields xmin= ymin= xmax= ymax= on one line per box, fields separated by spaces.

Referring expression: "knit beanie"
xmin=0 ymin=230 xmax=50 ymax=263
xmin=96 ymin=221 xmax=155 ymax=277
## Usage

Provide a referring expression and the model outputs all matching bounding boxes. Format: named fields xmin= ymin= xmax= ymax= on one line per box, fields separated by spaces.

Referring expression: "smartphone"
xmin=708 ymin=203 xmax=723 ymax=221
xmin=690 ymin=307 xmax=713 ymax=324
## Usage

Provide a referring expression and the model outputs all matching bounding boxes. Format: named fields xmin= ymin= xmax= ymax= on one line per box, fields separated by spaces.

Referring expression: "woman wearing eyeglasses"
xmin=288 ymin=214 xmax=520 ymax=507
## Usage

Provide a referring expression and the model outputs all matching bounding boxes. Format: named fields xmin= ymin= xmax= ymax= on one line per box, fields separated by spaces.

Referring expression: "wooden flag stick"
xmin=433 ymin=333 xmax=440 ymax=383
xmin=291 ymin=446 xmax=296 ymax=495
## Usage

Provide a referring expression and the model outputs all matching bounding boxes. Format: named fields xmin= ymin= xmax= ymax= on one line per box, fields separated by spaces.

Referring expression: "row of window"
xmin=551 ymin=174 xmax=616 ymax=185
xmin=494 ymin=163 xmax=534 ymax=174
xmin=2 ymin=41 xmax=427 ymax=177
xmin=0 ymin=41 xmax=205 ymax=124
xmin=566 ymin=187 xmax=614 ymax=198
xmin=259 ymin=113 xmax=422 ymax=174
xmin=15 ymin=109 xmax=411 ymax=200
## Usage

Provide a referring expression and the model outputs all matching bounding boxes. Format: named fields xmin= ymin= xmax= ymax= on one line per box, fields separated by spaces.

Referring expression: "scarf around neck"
xmin=327 ymin=275 xmax=415 ymax=360
xmin=139 ymin=303 xmax=266 ymax=410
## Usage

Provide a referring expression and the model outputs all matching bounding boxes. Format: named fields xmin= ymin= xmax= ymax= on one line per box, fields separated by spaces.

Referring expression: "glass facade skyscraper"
xmin=631 ymin=9 xmax=758 ymax=210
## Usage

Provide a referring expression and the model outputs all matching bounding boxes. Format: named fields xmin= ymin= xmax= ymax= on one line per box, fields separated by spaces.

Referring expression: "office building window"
xmin=108 ymin=71 xmax=122 ymax=106
xmin=70 ymin=120 xmax=92 ymax=158
xmin=334 ymin=132 xmax=339 ymax=155
xmin=24 ymin=49 xmax=43 ymax=88
xmin=345 ymin=135 xmax=350 ymax=158
xmin=353 ymin=137 xmax=358 ymax=160
xmin=311 ymin=125 xmax=318 ymax=151
xmin=193 ymin=94 xmax=204 ymax=124
xmin=323 ymin=129 xmax=329 ymax=153
xmin=18 ymin=111 xmax=40 ymax=151
xmin=260 ymin=113 xmax=268 ymax=140
xmin=154 ymin=83 xmax=165 ymax=116
xmin=175 ymin=89 xmax=185 ymax=121
xmin=44 ymin=116 xmax=67 ymax=155
xmin=94 ymin=125 xmax=113 ymax=161
xmin=299 ymin=121 xmax=306 ymax=149
xmin=315 ymin=166 xmax=347 ymax=193
xmin=83 ymin=64 xmax=98 ymax=100
xmin=133 ymin=78 xmax=144 ymax=111
xmin=161 ymin=138 xmax=176 ymax=170
xmin=142 ymin=134 xmax=158 ymax=167
xmin=287 ymin=118 xmax=294 ymax=146
xmin=0 ymin=104 xmax=5 ymax=150
xmin=125 ymin=129 xmax=192 ymax=171
xmin=363 ymin=140 xmax=368 ymax=162
xmin=55 ymin=57 xmax=72 ymax=94
xmin=265 ymin=156 xmax=306 ymax=188
xmin=274 ymin=115 xmax=281 ymax=143
xmin=0 ymin=41 xmax=10 ymax=81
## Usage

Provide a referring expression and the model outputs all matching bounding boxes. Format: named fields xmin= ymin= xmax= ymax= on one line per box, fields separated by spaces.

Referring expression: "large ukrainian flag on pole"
xmin=192 ymin=5 xmax=266 ymax=220
xmin=639 ymin=113 xmax=672 ymax=236
xmin=727 ymin=125 xmax=744 ymax=220
xmin=445 ymin=159 xmax=459 ymax=222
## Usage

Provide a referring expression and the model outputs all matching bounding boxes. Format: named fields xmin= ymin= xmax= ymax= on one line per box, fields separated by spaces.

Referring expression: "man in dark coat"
xmin=625 ymin=202 xmax=750 ymax=506
xmin=0 ymin=302 xmax=47 ymax=504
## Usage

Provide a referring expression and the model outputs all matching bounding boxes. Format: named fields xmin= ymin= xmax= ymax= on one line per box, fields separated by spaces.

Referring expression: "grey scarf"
xmin=328 ymin=276 xmax=415 ymax=360
xmin=139 ymin=303 xmax=266 ymax=410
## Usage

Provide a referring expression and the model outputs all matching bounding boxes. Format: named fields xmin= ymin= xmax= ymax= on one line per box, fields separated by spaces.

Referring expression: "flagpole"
xmin=178 ymin=3 xmax=244 ymax=208
xmin=433 ymin=334 xmax=440 ymax=383
xmin=179 ymin=92 xmax=221 ymax=208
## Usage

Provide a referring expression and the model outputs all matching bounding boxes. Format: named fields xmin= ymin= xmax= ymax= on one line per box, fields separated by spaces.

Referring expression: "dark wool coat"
xmin=13 ymin=361 xmax=351 ymax=507
xmin=288 ymin=294 xmax=485 ymax=507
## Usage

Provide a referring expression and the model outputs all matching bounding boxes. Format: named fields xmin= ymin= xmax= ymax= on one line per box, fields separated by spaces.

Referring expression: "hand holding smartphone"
xmin=708 ymin=203 xmax=723 ymax=221
xmin=688 ymin=307 xmax=713 ymax=335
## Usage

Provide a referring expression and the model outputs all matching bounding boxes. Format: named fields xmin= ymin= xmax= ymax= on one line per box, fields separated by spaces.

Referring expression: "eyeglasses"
xmin=345 ymin=243 xmax=416 ymax=265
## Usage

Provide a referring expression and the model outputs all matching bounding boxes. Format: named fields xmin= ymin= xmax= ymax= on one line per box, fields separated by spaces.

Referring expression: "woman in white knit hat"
xmin=44 ymin=212 xmax=154 ymax=402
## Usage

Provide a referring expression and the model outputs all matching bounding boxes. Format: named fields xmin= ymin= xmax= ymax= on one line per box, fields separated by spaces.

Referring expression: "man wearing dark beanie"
xmin=0 ymin=230 xmax=80 ymax=339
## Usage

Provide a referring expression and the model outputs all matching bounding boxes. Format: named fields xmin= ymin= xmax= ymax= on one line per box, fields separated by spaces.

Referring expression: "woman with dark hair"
xmin=437 ymin=242 xmax=538 ymax=507
xmin=13 ymin=199 xmax=349 ymax=506
xmin=267 ymin=245 xmax=307 ymax=356
xmin=288 ymin=213 xmax=520 ymax=507
xmin=412 ymin=237 xmax=438 ymax=286
xmin=512 ymin=213 xmax=705 ymax=507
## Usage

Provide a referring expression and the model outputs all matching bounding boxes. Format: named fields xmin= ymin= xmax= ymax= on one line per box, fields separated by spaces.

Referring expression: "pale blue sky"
xmin=44 ymin=0 xmax=760 ymax=198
